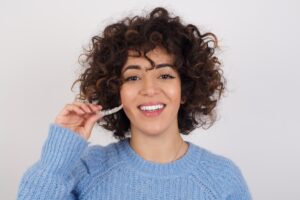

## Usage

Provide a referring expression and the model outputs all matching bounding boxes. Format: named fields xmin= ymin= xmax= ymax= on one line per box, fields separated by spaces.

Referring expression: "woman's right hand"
xmin=54 ymin=102 xmax=103 ymax=140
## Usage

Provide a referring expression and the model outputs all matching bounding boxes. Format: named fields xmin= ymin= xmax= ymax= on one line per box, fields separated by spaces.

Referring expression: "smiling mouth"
xmin=137 ymin=104 xmax=166 ymax=117
xmin=138 ymin=104 xmax=166 ymax=111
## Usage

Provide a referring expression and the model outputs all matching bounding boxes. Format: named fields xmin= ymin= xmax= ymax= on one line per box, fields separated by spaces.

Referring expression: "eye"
xmin=124 ymin=76 xmax=140 ymax=82
xmin=160 ymin=74 xmax=175 ymax=79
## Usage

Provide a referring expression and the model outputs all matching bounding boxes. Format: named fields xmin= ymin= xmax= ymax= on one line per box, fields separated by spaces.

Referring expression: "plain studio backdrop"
xmin=1 ymin=0 xmax=299 ymax=199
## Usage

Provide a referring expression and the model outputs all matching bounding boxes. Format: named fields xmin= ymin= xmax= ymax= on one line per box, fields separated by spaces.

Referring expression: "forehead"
xmin=125 ymin=47 xmax=174 ymax=66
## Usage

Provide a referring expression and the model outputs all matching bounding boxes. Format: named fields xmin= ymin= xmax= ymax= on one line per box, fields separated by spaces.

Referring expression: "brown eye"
xmin=160 ymin=74 xmax=175 ymax=79
xmin=124 ymin=76 xmax=140 ymax=81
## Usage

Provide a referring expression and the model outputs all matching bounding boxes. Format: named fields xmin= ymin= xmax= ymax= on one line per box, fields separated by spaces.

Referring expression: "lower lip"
xmin=139 ymin=107 xmax=165 ymax=117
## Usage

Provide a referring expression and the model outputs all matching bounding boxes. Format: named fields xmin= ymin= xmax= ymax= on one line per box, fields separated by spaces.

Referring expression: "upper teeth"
xmin=140 ymin=104 xmax=164 ymax=111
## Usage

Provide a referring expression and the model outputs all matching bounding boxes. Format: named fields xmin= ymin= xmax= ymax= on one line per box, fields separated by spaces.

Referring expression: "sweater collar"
xmin=118 ymin=137 xmax=203 ymax=177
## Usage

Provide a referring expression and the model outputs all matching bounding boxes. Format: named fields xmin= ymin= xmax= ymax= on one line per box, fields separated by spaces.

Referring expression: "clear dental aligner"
xmin=100 ymin=104 xmax=123 ymax=117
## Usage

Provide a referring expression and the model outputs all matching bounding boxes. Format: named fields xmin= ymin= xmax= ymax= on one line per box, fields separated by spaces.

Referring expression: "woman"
xmin=18 ymin=7 xmax=252 ymax=199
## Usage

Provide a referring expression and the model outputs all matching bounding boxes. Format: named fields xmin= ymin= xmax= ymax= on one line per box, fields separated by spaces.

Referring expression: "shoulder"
xmin=190 ymin=142 xmax=243 ymax=175
xmin=78 ymin=140 xmax=125 ymax=175
xmin=197 ymin=145 xmax=242 ymax=175
xmin=190 ymin=143 xmax=252 ymax=199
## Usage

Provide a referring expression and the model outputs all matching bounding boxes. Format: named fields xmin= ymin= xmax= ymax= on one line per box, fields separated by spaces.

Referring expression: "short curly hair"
xmin=72 ymin=7 xmax=226 ymax=140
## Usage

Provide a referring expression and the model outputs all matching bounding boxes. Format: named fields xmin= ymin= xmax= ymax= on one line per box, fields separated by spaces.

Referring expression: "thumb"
xmin=83 ymin=113 xmax=102 ymax=139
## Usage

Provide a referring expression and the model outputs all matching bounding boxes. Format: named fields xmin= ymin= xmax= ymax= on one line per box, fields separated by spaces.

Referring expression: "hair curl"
xmin=72 ymin=7 xmax=226 ymax=140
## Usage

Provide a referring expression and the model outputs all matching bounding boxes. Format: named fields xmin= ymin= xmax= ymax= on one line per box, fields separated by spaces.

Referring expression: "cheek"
xmin=120 ymin=86 xmax=139 ymax=120
xmin=120 ymin=85 xmax=137 ymax=105
xmin=167 ymin=83 xmax=181 ymax=103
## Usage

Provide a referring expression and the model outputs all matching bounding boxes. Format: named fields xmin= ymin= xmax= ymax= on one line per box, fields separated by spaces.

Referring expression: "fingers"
xmin=83 ymin=112 xmax=102 ymax=139
xmin=58 ymin=104 xmax=85 ymax=116
xmin=74 ymin=102 xmax=102 ymax=139
xmin=73 ymin=101 xmax=102 ymax=114
xmin=59 ymin=102 xmax=102 ymax=116
xmin=55 ymin=101 xmax=103 ymax=140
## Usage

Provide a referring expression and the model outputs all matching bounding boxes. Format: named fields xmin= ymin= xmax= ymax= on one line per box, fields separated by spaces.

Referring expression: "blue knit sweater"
xmin=17 ymin=124 xmax=252 ymax=199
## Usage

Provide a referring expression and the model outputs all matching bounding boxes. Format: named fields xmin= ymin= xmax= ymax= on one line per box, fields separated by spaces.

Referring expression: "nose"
xmin=139 ymin=76 xmax=159 ymax=96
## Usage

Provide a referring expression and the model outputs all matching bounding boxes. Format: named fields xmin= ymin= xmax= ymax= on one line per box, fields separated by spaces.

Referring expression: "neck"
xmin=129 ymin=129 xmax=188 ymax=164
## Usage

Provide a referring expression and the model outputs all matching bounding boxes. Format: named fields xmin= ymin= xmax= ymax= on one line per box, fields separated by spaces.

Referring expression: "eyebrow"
xmin=122 ymin=63 xmax=175 ymax=74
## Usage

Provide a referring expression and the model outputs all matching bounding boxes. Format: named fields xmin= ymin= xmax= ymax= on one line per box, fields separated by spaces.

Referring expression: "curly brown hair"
xmin=72 ymin=7 xmax=226 ymax=140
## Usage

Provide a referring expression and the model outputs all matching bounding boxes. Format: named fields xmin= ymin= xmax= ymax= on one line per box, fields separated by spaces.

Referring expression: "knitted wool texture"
xmin=17 ymin=124 xmax=252 ymax=200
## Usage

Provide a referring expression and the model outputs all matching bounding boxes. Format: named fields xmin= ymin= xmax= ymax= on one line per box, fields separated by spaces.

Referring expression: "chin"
xmin=131 ymin=124 xmax=168 ymax=137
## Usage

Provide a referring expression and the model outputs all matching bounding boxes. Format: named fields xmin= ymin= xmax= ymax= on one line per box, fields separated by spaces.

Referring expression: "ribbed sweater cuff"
xmin=39 ymin=123 xmax=88 ymax=174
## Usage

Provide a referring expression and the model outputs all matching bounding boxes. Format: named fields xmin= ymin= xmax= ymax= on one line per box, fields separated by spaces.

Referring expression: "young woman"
xmin=18 ymin=7 xmax=252 ymax=200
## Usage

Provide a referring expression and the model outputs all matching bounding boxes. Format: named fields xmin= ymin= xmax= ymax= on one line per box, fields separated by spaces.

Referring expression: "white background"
xmin=1 ymin=0 xmax=299 ymax=199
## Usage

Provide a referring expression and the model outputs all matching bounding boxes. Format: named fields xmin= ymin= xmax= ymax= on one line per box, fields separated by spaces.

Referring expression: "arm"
xmin=17 ymin=124 xmax=88 ymax=200
xmin=223 ymin=160 xmax=252 ymax=200
xmin=18 ymin=102 xmax=102 ymax=199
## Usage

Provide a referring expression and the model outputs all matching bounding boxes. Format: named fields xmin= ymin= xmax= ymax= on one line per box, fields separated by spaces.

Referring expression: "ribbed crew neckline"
xmin=117 ymin=138 xmax=203 ymax=177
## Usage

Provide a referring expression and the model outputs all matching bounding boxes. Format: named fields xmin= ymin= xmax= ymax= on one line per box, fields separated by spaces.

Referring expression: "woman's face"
xmin=120 ymin=47 xmax=182 ymax=136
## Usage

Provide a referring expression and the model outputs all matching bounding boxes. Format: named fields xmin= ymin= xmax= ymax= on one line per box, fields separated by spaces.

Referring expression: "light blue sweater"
xmin=17 ymin=124 xmax=252 ymax=200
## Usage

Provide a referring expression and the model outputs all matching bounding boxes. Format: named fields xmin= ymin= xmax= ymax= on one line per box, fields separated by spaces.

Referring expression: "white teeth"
xmin=139 ymin=104 xmax=164 ymax=111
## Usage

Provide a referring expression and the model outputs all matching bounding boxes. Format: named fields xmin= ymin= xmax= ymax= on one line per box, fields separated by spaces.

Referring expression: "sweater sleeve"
xmin=221 ymin=159 xmax=252 ymax=200
xmin=195 ymin=149 xmax=252 ymax=200
xmin=17 ymin=124 xmax=89 ymax=200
